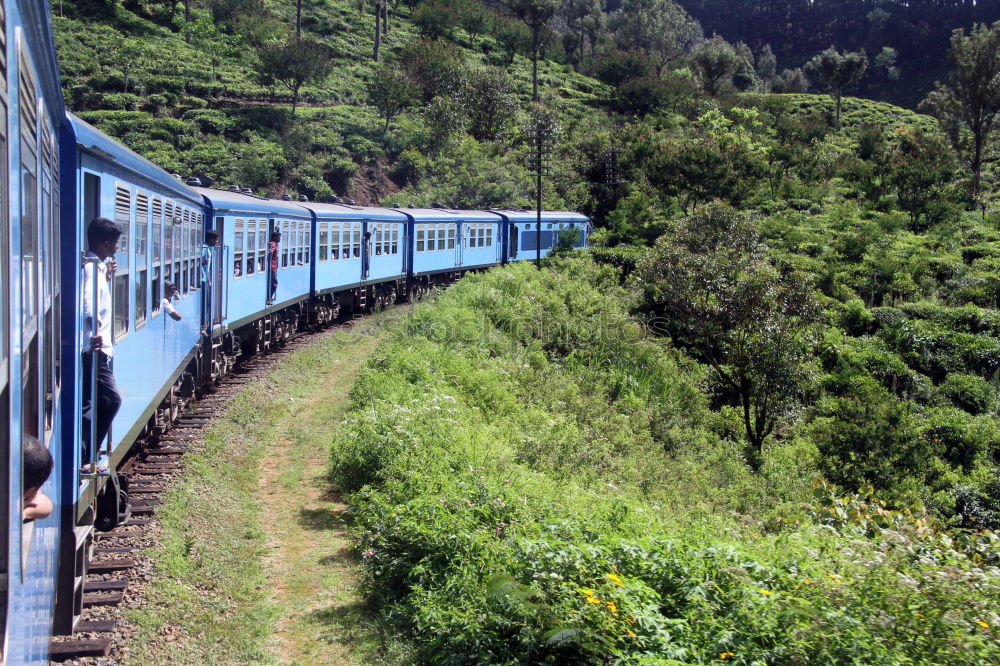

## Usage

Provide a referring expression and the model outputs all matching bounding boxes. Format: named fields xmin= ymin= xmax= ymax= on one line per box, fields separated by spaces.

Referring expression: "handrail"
xmin=223 ymin=245 xmax=230 ymax=322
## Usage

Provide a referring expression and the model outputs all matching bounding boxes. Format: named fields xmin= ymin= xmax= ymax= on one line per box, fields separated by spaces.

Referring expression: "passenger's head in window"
xmin=22 ymin=436 xmax=53 ymax=522
xmin=205 ymin=231 xmax=219 ymax=247
xmin=87 ymin=217 xmax=122 ymax=260
xmin=270 ymin=231 xmax=281 ymax=243
xmin=164 ymin=280 xmax=178 ymax=300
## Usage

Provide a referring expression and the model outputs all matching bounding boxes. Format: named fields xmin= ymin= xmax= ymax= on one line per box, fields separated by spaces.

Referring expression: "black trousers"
xmin=81 ymin=351 xmax=122 ymax=463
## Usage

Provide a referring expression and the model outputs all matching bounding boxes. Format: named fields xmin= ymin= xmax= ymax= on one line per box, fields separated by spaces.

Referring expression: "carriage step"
xmin=50 ymin=638 xmax=112 ymax=660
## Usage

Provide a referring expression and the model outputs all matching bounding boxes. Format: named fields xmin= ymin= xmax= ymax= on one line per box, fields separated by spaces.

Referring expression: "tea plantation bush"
xmin=330 ymin=257 xmax=1000 ymax=664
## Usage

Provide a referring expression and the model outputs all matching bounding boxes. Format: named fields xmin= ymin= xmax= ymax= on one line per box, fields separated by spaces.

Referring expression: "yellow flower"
xmin=626 ymin=629 xmax=636 ymax=639
xmin=626 ymin=614 xmax=636 ymax=625
xmin=720 ymin=652 xmax=735 ymax=660
xmin=828 ymin=574 xmax=842 ymax=583
xmin=802 ymin=578 xmax=813 ymax=584
xmin=759 ymin=589 xmax=772 ymax=595
xmin=585 ymin=596 xmax=601 ymax=604
xmin=607 ymin=573 xmax=624 ymax=587
xmin=605 ymin=601 xmax=618 ymax=616
xmin=976 ymin=621 xmax=989 ymax=630
xmin=579 ymin=588 xmax=593 ymax=596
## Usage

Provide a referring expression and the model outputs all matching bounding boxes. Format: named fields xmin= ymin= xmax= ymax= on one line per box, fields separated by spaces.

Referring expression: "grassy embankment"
xmin=124 ymin=316 xmax=396 ymax=664
xmin=329 ymin=257 xmax=1000 ymax=664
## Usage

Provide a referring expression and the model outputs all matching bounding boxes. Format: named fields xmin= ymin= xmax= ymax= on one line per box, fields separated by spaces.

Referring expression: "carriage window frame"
xmin=112 ymin=184 xmax=131 ymax=341
xmin=447 ymin=224 xmax=455 ymax=250
xmin=391 ymin=224 xmax=399 ymax=254
xmin=416 ymin=224 xmax=425 ymax=252
xmin=486 ymin=224 xmax=492 ymax=248
xmin=245 ymin=218 xmax=257 ymax=276
xmin=151 ymin=197 xmax=162 ymax=317
xmin=233 ymin=218 xmax=245 ymax=278
xmin=133 ymin=192 xmax=149 ymax=329
xmin=352 ymin=222 xmax=361 ymax=258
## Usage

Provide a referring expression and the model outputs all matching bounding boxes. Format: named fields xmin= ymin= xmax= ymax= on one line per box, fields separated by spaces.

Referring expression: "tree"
xmin=461 ymin=68 xmax=520 ymax=142
xmin=771 ymin=67 xmax=809 ymax=93
xmin=635 ymin=204 xmax=822 ymax=469
xmin=399 ymin=40 xmax=467 ymax=102
xmin=257 ymin=38 xmax=333 ymax=116
xmin=756 ymin=44 xmax=776 ymax=85
xmin=412 ymin=2 xmax=459 ymax=41
xmin=920 ymin=22 xmax=1000 ymax=198
xmin=509 ymin=0 xmax=561 ymax=101
xmin=888 ymin=127 xmax=959 ymax=230
xmin=803 ymin=46 xmax=867 ymax=125
xmin=609 ymin=0 xmax=702 ymax=73
xmin=368 ymin=66 xmax=419 ymax=132
xmin=690 ymin=35 xmax=739 ymax=95
xmin=111 ymin=37 xmax=146 ymax=94
xmin=559 ymin=0 xmax=603 ymax=65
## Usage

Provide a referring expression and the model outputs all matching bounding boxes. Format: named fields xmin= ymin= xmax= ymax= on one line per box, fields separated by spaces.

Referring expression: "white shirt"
xmin=81 ymin=252 xmax=114 ymax=357
xmin=161 ymin=297 xmax=177 ymax=316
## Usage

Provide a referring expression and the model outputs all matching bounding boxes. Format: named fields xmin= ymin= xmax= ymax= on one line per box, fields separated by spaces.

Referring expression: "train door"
xmin=455 ymin=222 xmax=463 ymax=267
xmin=212 ymin=217 xmax=224 ymax=325
xmin=509 ymin=222 xmax=519 ymax=259
xmin=361 ymin=221 xmax=370 ymax=281
xmin=265 ymin=219 xmax=276 ymax=303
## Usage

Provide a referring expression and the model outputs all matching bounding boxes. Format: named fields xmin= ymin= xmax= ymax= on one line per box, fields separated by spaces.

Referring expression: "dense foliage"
xmin=330 ymin=258 xmax=1000 ymax=663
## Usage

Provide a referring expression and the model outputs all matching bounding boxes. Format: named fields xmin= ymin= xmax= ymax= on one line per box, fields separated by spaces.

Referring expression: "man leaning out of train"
xmin=80 ymin=217 xmax=123 ymax=476
xmin=22 ymin=436 xmax=53 ymax=522
xmin=161 ymin=280 xmax=182 ymax=321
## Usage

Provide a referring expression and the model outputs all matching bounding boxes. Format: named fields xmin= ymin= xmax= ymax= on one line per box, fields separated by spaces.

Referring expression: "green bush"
xmin=937 ymin=373 xmax=996 ymax=414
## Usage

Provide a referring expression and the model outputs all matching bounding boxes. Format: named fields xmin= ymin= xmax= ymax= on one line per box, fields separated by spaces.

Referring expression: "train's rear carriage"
xmin=195 ymin=188 xmax=312 ymax=354
xmin=55 ymin=114 xmax=204 ymax=632
xmin=495 ymin=210 xmax=589 ymax=262
xmin=308 ymin=201 xmax=407 ymax=310
xmin=399 ymin=208 xmax=503 ymax=284
xmin=0 ymin=0 xmax=67 ymax=661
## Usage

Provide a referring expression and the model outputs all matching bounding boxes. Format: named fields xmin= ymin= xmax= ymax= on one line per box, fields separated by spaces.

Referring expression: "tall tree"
xmin=803 ymin=46 xmax=868 ymax=125
xmin=920 ymin=21 xmax=1000 ymax=198
xmin=609 ymin=0 xmax=702 ymax=73
xmin=368 ymin=66 xmax=419 ymax=132
xmin=257 ymin=38 xmax=333 ymax=115
xmin=635 ymin=203 xmax=821 ymax=470
xmin=510 ymin=0 xmax=561 ymax=101
xmin=690 ymin=34 xmax=739 ymax=96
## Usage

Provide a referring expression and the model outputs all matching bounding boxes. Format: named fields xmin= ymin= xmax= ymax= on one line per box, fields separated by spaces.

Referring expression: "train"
xmin=1 ymin=0 xmax=589 ymax=661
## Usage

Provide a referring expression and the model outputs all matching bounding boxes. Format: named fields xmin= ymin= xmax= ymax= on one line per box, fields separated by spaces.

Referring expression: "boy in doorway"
xmin=267 ymin=229 xmax=281 ymax=305
xmin=81 ymin=217 xmax=123 ymax=475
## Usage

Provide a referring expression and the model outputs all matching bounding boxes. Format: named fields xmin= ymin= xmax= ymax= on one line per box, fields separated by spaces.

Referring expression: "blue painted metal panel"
xmin=305 ymin=204 xmax=407 ymax=291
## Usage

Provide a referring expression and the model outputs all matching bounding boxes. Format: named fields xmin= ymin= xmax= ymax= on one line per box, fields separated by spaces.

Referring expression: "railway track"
xmin=48 ymin=320 xmax=353 ymax=663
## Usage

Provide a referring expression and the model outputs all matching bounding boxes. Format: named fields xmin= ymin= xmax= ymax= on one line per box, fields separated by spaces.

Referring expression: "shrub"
xmin=937 ymin=373 xmax=995 ymax=414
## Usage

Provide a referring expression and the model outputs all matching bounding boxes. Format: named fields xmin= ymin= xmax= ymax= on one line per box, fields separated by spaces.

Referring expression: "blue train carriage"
xmin=307 ymin=201 xmax=407 ymax=312
xmin=54 ymin=113 xmax=206 ymax=632
xmin=396 ymin=208 xmax=503 ymax=298
xmin=493 ymin=209 xmax=590 ymax=262
xmin=1 ymin=0 xmax=68 ymax=660
xmin=196 ymin=187 xmax=313 ymax=363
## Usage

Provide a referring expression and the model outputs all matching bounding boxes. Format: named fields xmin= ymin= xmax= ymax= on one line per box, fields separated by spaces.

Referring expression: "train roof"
xmin=393 ymin=208 xmax=503 ymax=222
xmin=489 ymin=209 xmax=590 ymax=223
xmin=305 ymin=202 xmax=407 ymax=221
xmin=66 ymin=114 xmax=201 ymax=202
xmin=194 ymin=187 xmax=312 ymax=218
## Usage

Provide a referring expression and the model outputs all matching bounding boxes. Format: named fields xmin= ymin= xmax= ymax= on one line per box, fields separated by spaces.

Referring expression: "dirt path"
xmin=260 ymin=321 xmax=388 ymax=664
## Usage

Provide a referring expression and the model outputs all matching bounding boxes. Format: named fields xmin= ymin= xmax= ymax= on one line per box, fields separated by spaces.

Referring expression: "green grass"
xmin=124 ymin=317 xmax=397 ymax=664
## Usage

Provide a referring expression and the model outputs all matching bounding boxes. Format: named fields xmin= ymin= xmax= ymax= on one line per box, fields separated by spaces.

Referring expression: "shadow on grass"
xmin=298 ymin=506 xmax=347 ymax=531
xmin=308 ymin=600 xmax=387 ymax=658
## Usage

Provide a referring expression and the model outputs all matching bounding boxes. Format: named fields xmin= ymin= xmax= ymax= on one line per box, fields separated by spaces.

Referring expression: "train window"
xmin=392 ymin=225 xmax=399 ymax=254
xmin=486 ymin=225 xmax=493 ymax=248
xmin=234 ymin=218 xmax=244 ymax=278
xmin=352 ymin=223 xmax=361 ymax=258
xmin=246 ymin=219 xmax=256 ymax=275
xmin=113 ymin=186 xmax=130 ymax=340
xmin=342 ymin=222 xmax=350 ymax=259
xmin=416 ymin=225 xmax=425 ymax=252
xmin=134 ymin=193 xmax=148 ymax=329
xmin=428 ymin=224 xmax=437 ymax=251
xmin=304 ymin=220 xmax=311 ymax=264
xmin=547 ymin=223 xmax=553 ymax=229
xmin=151 ymin=198 xmax=162 ymax=317
xmin=447 ymin=224 xmax=455 ymax=250
xmin=185 ymin=209 xmax=194 ymax=293
xmin=172 ymin=209 xmax=182 ymax=296
xmin=330 ymin=222 xmax=339 ymax=260
xmin=319 ymin=223 xmax=328 ymax=261
xmin=374 ymin=224 xmax=382 ymax=256
xmin=439 ymin=224 xmax=447 ymax=251
xmin=190 ymin=213 xmax=200 ymax=288
xmin=299 ymin=220 xmax=306 ymax=265
xmin=257 ymin=220 xmax=266 ymax=273
xmin=280 ymin=220 xmax=288 ymax=267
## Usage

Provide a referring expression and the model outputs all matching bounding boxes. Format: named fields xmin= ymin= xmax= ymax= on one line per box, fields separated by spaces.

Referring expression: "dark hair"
xmin=23 ymin=436 xmax=53 ymax=490
xmin=164 ymin=280 xmax=176 ymax=293
xmin=270 ymin=231 xmax=281 ymax=241
xmin=205 ymin=231 xmax=219 ymax=242
xmin=87 ymin=217 xmax=122 ymax=249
